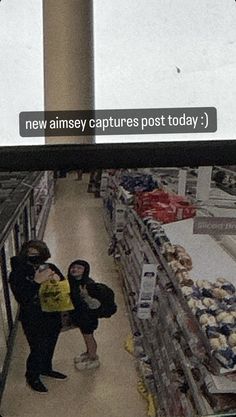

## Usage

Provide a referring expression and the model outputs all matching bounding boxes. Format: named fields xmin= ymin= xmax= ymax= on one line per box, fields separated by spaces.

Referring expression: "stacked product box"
xmin=120 ymin=172 xmax=158 ymax=193
xmin=103 ymin=170 xmax=157 ymax=238
xmin=102 ymin=171 xmax=196 ymax=246
xmin=135 ymin=189 xmax=196 ymax=224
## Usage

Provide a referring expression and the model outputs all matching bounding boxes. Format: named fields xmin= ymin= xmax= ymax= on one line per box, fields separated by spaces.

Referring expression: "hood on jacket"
xmin=67 ymin=260 xmax=90 ymax=281
xmin=10 ymin=256 xmax=26 ymax=270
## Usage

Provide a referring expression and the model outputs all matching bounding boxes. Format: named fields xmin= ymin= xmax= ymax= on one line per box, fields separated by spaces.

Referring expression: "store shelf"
xmin=0 ymin=171 xmax=54 ymax=402
xmin=163 ymin=219 xmax=236 ymax=285
xmin=103 ymin=169 xmax=236 ymax=416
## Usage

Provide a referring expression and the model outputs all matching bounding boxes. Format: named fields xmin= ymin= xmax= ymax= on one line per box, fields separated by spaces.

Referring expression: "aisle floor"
xmin=1 ymin=174 xmax=147 ymax=417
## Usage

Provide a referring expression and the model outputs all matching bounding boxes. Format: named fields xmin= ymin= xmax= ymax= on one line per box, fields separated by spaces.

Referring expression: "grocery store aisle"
xmin=1 ymin=174 xmax=146 ymax=417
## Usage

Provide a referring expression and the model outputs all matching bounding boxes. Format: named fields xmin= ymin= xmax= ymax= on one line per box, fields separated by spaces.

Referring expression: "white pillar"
xmin=43 ymin=0 xmax=94 ymax=144
xmin=196 ymin=166 xmax=212 ymax=201
xmin=178 ymin=169 xmax=187 ymax=196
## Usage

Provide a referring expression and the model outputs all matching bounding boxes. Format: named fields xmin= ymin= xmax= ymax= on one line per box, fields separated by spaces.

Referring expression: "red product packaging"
xmin=141 ymin=209 xmax=157 ymax=218
xmin=136 ymin=189 xmax=195 ymax=223
xmin=154 ymin=210 xmax=176 ymax=223
xmin=151 ymin=189 xmax=170 ymax=203
xmin=169 ymin=197 xmax=196 ymax=220
xmin=182 ymin=205 xmax=196 ymax=219
xmin=174 ymin=203 xmax=196 ymax=220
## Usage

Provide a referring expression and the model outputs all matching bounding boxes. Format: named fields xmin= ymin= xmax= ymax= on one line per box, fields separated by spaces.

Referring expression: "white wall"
xmin=94 ymin=0 xmax=236 ymax=143
xmin=0 ymin=0 xmax=44 ymax=146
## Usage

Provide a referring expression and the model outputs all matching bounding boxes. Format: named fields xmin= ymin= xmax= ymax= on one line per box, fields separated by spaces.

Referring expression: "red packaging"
xmin=169 ymin=196 xmax=196 ymax=220
xmin=151 ymin=189 xmax=170 ymax=203
xmin=154 ymin=210 xmax=176 ymax=223
xmin=135 ymin=189 xmax=195 ymax=223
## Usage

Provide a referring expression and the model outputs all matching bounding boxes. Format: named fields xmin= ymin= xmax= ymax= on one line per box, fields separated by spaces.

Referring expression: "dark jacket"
xmin=67 ymin=260 xmax=117 ymax=322
xmin=67 ymin=260 xmax=94 ymax=306
xmin=67 ymin=260 xmax=95 ymax=325
xmin=9 ymin=256 xmax=64 ymax=324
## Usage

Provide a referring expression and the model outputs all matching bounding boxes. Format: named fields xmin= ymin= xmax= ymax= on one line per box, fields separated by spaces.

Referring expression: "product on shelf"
xmin=154 ymin=225 xmax=236 ymax=373
xmin=228 ymin=333 xmax=236 ymax=347
xmin=178 ymin=270 xmax=236 ymax=369
xmin=162 ymin=243 xmax=193 ymax=271
xmin=135 ymin=188 xmax=196 ymax=224
xmin=120 ymin=173 xmax=158 ymax=193
xmin=103 ymin=172 xmax=236 ymax=415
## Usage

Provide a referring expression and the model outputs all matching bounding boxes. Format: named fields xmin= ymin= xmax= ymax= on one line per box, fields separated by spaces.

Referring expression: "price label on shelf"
xmin=100 ymin=172 xmax=109 ymax=197
xmin=202 ymin=414 xmax=236 ymax=417
xmin=114 ymin=203 xmax=126 ymax=239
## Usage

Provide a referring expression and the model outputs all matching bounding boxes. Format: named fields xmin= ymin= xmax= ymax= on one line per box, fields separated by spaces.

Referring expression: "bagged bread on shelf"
xmin=200 ymin=314 xmax=217 ymax=327
xmin=181 ymin=286 xmax=194 ymax=298
xmin=228 ymin=333 xmax=236 ymax=348
xmin=168 ymin=260 xmax=186 ymax=273
xmin=196 ymin=279 xmax=213 ymax=289
xmin=178 ymin=254 xmax=193 ymax=271
xmin=215 ymin=278 xmax=236 ymax=294
xmin=202 ymin=298 xmax=215 ymax=308
xmin=216 ymin=312 xmax=235 ymax=325
xmin=161 ymin=242 xmax=176 ymax=261
xmin=213 ymin=288 xmax=230 ymax=301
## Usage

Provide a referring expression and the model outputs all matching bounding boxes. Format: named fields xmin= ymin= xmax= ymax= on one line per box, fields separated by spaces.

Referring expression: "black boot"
xmin=26 ymin=378 xmax=48 ymax=394
xmin=41 ymin=370 xmax=68 ymax=380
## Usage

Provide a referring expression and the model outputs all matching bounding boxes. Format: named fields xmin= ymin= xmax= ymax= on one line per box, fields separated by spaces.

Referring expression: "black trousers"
xmin=21 ymin=315 xmax=61 ymax=382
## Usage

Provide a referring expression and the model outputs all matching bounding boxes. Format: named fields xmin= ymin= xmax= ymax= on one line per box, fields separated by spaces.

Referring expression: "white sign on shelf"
xmin=137 ymin=263 xmax=157 ymax=320
xmin=193 ymin=217 xmax=236 ymax=235
xmin=178 ymin=169 xmax=187 ymax=196
xmin=100 ymin=172 xmax=109 ymax=197
xmin=114 ymin=203 xmax=126 ymax=240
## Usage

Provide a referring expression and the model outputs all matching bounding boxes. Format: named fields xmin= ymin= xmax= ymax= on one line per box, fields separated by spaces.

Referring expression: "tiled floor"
xmin=1 ymin=174 xmax=146 ymax=417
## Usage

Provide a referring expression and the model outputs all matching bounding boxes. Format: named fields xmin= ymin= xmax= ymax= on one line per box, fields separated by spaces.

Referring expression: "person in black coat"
xmin=68 ymin=260 xmax=101 ymax=370
xmin=9 ymin=240 xmax=67 ymax=394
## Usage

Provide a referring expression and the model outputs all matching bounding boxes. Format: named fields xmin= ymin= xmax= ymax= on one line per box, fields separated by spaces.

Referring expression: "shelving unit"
xmin=102 ymin=169 xmax=236 ymax=417
xmin=34 ymin=172 xmax=54 ymax=239
xmin=0 ymin=171 xmax=55 ymax=401
xmin=118 ymin=209 xmax=215 ymax=416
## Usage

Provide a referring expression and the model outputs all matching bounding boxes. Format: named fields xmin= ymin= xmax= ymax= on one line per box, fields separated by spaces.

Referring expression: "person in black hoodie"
xmin=9 ymin=240 xmax=67 ymax=394
xmin=68 ymin=260 xmax=101 ymax=370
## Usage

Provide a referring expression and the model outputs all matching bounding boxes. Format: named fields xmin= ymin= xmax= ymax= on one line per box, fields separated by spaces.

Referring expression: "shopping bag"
xmin=39 ymin=279 xmax=74 ymax=312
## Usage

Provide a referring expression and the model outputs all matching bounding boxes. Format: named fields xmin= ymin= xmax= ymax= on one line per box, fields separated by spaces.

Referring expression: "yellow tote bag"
xmin=39 ymin=279 xmax=74 ymax=312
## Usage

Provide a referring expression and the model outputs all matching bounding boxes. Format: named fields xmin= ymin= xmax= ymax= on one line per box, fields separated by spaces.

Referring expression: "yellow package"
xmin=124 ymin=334 xmax=135 ymax=355
xmin=39 ymin=279 xmax=74 ymax=312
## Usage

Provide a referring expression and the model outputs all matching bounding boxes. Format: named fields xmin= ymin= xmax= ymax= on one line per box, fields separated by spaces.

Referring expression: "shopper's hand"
xmin=80 ymin=285 xmax=88 ymax=297
xmin=51 ymin=273 xmax=60 ymax=282
xmin=34 ymin=268 xmax=55 ymax=284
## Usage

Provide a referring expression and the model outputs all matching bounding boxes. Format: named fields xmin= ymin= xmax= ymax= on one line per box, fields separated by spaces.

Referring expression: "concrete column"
xmin=43 ymin=0 xmax=94 ymax=144
xmin=178 ymin=169 xmax=187 ymax=196
xmin=196 ymin=166 xmax=212 ymax=201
